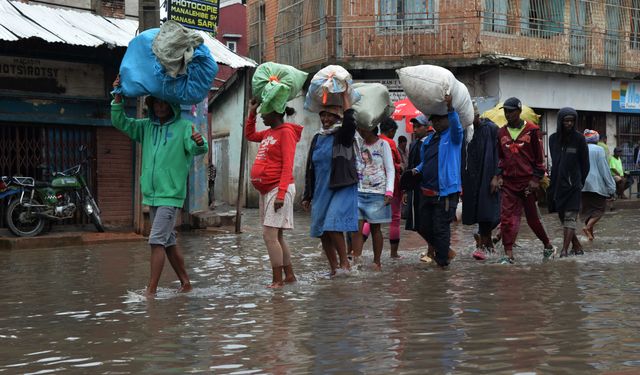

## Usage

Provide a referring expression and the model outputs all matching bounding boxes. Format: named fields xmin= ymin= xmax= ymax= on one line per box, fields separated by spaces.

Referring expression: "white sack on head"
xmin=351 ymin=82 xmax=395 ymax=130
xmin=304 ymin=65 xmax=361 ymax=113
xmin=397 ymin=65 xmax=474 ymax=127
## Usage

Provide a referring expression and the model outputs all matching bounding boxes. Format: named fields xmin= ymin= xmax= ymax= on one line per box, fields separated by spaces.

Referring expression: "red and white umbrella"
xmin=392 ymin=98 xmax=422 ymax=132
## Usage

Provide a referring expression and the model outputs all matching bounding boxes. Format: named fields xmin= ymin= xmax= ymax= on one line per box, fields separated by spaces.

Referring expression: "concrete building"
xmin=246 ymin=0 xmax=640 ymax=174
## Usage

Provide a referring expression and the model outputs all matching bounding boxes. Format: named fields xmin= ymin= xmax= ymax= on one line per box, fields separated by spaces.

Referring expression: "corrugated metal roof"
xmin=199 ymin=31 xmax=256 ymax=69
xmin=0 ymin=0 xmax=256 ymax=68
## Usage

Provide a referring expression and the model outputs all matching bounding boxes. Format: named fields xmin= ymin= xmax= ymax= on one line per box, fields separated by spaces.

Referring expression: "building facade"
xmin=0 ymin=0 xmax=138 ymax=229
xmin=248 ymin=0 xmax=640 ymax=172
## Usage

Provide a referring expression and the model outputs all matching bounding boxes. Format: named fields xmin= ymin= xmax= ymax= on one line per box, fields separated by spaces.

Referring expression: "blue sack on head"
xmin=115 ymin=28 xmax=218 ymax=105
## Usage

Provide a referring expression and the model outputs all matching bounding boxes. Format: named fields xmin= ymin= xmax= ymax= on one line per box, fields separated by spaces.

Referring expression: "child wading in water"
xmin=302 ymin=91 xmax=357 ymax=276
xmin=351 ymin=125 xmax=395 ymax=270
xmin=245 ymin=98 xmax=303 ymax=288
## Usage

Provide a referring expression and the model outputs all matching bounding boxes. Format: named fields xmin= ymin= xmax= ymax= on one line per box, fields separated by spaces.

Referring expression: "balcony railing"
xmin=273 ymin=1 xmax=640 ymax=74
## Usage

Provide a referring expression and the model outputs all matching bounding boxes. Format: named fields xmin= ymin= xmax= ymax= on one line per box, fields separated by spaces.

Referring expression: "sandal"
xmin=472 ymin=247 xmax=487 ymax=261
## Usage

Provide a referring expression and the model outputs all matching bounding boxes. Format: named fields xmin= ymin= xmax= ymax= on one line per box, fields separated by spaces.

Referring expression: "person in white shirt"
xmin=350 ymin=125 xmax=395 ymax=270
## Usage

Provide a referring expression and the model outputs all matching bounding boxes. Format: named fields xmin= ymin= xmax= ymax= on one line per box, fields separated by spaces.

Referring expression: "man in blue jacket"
xmin=412 ymin=94 xmax=463 ymax=267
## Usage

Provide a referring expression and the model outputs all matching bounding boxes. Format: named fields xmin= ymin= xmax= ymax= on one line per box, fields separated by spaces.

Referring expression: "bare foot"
xmin=144 ymin=288 xmax=156 ymax=299
xmin=390 ymin=252 xmax=402 ymax=259
xmin=582 ymin=227 xmax=594 ymax=241
xmin=178 ymin=283 xmax=192 ymax=293
xmin=448 ymin=248 xmax=456 ymax=261
xmin=267 ymin=281 xmax=284 ymax=289
xmin=372 ymin=263 xmax=382 ymax=271
xmin=284 ymin=275 xmax=297 ymax=283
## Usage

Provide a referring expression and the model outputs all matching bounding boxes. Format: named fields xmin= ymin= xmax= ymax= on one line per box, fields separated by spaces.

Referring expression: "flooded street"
xmin=2 ymin=208 xmax=640 ymax=374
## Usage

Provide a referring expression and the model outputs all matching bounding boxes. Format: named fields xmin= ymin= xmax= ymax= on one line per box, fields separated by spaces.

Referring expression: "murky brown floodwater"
xmin=1 ymin=208 xmax=640 ymax=374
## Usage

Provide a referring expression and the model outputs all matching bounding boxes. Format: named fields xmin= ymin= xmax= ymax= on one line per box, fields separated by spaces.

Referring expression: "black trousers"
xmin=418 ymin=193 xmax=459 ymax=266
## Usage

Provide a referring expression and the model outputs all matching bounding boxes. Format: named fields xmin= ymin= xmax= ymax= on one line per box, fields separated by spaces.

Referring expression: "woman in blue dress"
xmin=302 ymin=92 xmax=358 ymax=275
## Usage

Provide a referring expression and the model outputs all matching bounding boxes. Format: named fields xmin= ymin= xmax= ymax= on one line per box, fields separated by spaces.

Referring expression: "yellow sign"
xmin=168 ymin=0 xmax=219 ymax=33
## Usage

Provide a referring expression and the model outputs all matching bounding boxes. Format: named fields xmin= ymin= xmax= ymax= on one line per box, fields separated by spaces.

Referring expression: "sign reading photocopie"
xmin=168 ymin=0 xmax=219 ymax=33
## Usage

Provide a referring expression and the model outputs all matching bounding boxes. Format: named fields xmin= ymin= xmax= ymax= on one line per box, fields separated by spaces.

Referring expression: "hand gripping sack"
xmin=116 ymin=26 xmax=218 ymax=105
xmin=252 ymin=62 xmax=308 ymax=114
xmin=351 ymin=82 xmax=395 ymax=130
xmin=304 ymin=65 xmax=361 ymax=113
xmin=397 ymin=65 xmax=474 ymax=126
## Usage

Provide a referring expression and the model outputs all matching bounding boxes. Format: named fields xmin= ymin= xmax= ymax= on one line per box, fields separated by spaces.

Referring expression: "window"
xmin=631 ymin=0 xmax=640 ymax=50
xmin=616 ymin=115 xmax=640 ymax=171
xmin=376 ymin=0 xmax=436 ymax=31
xmin=483 ymin=0 xmax=511 ymax=33
xmin=226 ymin=41 xmax=237 ymax=53
xmin=520 ymin=0 xmax=564 ymax=38
xmin=248 ymin=1 xmax=266 ymax=63
xmin=275 ymin=0 xmax=326 ymax=66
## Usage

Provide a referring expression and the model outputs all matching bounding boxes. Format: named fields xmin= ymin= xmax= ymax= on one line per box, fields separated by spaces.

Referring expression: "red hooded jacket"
xmin=379 ymin=134 xmax=402 ymax=191
xmin=246 ymin=113 xmax=303 ymax=200
xmin=497 ymin=120 xmax=546 ymax=182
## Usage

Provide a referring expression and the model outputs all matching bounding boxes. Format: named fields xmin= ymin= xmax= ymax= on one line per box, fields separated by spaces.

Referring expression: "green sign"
xmin=168 ymin=0 xmax=219 ymax=33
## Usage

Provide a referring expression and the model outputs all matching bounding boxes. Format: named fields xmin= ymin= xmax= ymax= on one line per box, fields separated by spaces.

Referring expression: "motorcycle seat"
xmin=35 ymin=181 xmax=51 ymax=188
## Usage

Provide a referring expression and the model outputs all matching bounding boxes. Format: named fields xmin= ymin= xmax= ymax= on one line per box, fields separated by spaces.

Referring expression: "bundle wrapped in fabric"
xmin=115 ymin=21 xmax=219 ymax=105
xmin=396 ymin=65 xmax=474 ymax=126
xmin=351 ymin=82 xmax=395 ymax=130
xmin=304 ymin=65 xmax=361 ymax=113
xmin=252 ymin=62 xmax=308 ymax=114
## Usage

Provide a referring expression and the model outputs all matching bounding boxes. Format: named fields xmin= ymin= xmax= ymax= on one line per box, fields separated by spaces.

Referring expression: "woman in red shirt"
xmin=245 ymin=99 xmax=303 ymax=288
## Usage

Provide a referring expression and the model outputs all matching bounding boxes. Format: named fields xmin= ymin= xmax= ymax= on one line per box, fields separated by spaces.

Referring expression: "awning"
xmin=0 ymin=0 xmax=256 ymax=68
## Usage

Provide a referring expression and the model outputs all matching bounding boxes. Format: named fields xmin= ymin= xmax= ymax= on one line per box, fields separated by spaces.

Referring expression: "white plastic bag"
xmin=396 ymin=65 xmax=474 ymax=127
xmin=351 ymin=82 xmax=395 ymax=130
xmin=304 ymin=65 xmax=361 ymax=113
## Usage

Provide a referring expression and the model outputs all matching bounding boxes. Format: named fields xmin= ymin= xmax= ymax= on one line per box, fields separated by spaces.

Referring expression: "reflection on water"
xmin=1 ymin=209 xmax=640 ymax=373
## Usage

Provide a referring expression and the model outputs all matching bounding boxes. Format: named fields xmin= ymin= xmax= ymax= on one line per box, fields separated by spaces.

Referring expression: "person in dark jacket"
xmin=462 ymin=103 xmax=500 ymax=260
xmin=403 ymin=114 xmax=431 ymax=233
xmin=302 ymin=91 xmax=357 ymax=275
xmin=548 ymin=107 xmax=590 ymax=257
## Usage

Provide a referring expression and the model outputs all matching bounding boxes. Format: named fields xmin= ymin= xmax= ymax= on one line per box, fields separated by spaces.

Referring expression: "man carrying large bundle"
xmin=111 ymin=76 xmax=209 ymax=297
xmin=493 ymin=97 xmax=555 ymax=263
xmin=411 ymin=95 xmax=463 ymax=268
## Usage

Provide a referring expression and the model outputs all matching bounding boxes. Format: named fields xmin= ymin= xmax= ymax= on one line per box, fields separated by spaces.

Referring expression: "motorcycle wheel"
xmin=6 ymin=199 xmax=45 ymax=237
xmin=86 ymin=198 xmax=105 ymax=233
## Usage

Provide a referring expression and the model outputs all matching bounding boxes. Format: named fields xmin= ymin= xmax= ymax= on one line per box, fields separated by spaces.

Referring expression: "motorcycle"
xmin=0 ymin=175 xmax=23 ymax=205
xmin=3 ymin=146 xmax=105 ymax=237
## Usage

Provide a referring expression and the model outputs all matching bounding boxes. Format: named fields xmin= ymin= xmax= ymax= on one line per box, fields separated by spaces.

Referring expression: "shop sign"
xmin=612 ymin=80 xmax=640 ymax=113
xmin=0 ymin=56 xmax=105 ymax=98
xmin=168 ymin=0 xmax=219 ymax=33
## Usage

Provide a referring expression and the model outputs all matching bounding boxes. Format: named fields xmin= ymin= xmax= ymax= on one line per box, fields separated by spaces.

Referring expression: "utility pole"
xmin=235 ymin=68 xmax=254 ymax=233
xmin=133 ymin=0 xmax=160 ymax=234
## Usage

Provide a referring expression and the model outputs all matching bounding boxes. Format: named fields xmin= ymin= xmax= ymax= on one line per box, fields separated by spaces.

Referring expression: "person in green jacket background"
xmin=610 ymin=147 xmax=631 ymax=199
xmin=111 ymin=76 xmax=209 ymax=297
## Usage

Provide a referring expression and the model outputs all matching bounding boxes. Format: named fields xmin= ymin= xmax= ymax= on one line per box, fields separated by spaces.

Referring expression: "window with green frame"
xmin=520 ymin=0 xmax=564 ymax=38
xmin=483 ymin=0 xmax=511 ymax=34
xmin=377 ymin=0 xmax=436 ymax=31
xmin=631 ymin=0 xmax=640 ymax=50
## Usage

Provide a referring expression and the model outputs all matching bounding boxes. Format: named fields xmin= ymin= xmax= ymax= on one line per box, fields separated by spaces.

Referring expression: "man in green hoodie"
xmin=111 ymin=76 xmax=209 ymax=297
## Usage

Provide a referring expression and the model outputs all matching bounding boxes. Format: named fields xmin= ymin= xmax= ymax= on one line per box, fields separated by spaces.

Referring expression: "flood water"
xmin=2 ymin=208 xmax=640 ymax=374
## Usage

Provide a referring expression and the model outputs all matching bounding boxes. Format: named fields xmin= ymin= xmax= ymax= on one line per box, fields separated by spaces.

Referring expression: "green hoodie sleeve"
xmin=111 ymin=101 xmax=147 ymax=143
xmin=184 ymin=124 xmax=209 ymax=156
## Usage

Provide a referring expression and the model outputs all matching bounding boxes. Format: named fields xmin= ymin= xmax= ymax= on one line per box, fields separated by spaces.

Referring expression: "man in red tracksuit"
xmin=493 ymin=97 xmax=555 ymax=263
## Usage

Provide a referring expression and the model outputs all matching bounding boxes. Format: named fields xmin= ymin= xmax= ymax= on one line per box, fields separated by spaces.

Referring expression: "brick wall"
xmin=96 ymin=127 xmax=133 ymax=227
xmin=250 ymin=0 xmax=640 ymax=74
xmin=99 ymin=0 xmax=125 ymax=18
xmin=247 ymin=0 xmax=279 ymax=62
